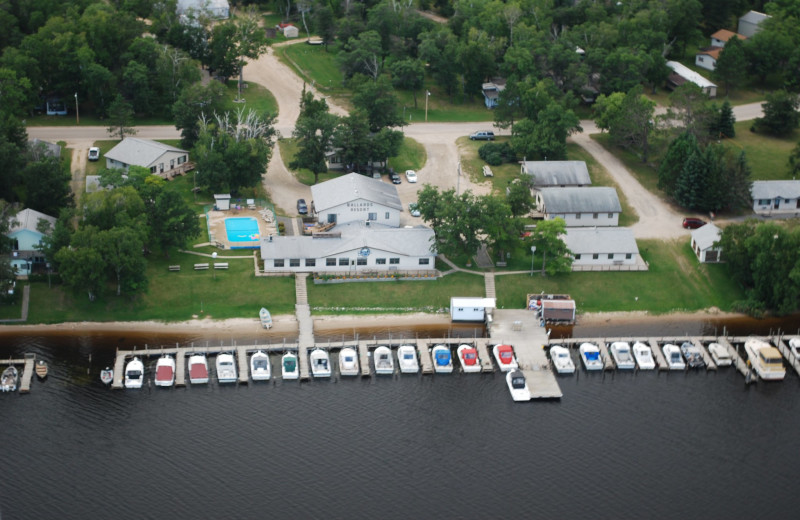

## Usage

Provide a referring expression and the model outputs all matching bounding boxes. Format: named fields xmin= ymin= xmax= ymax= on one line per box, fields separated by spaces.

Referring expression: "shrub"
xmin=478 ymin=142 xmax=516 ymax=164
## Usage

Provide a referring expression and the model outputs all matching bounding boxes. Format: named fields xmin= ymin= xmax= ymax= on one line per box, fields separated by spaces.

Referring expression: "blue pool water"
xmin=224 ymin=217 xmax=260 ymax=242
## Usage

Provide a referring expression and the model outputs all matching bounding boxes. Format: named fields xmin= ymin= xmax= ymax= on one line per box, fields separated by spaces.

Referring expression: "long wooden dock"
xmin=597 ymin=341 xmax=615 ymax=370
xmin=691 ymin=338 xmax=717 ymax=371
xmin=716 ymin=338 xmax=754 ymax=383
xmin=475 ymin=339 xmax=495 ymax=373
xmin=416 ymin=340 xmax=434 ymax=374
xmin=175 ymin=347 xmax=188 ymax=387
xmin=357 ymin=341 xmax=371 ymax=377
xmin=647 ymin=339 xmax=668 ymax=370
xmin=236 ymin=346 xmax=249 ymax=384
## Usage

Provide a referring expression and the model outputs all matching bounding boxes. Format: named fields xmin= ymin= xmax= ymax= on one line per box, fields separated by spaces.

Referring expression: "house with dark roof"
xmin=521 ymin=161 xmax=591 ymax=188
xmin=563 ymin=227 xmax=644 ymax=270
xmin=751 ymin=180 xmax=800 ymax=216
xmin=104 ymin=138 xmax=191 ymax=179
xmin=691 ymin=223 xmax=723 ymax=263
xmin=738 ymin=10 xmax=771 ymax=38
xmin=535 ymin=187 xmax=622 ymax=227
xmin=7 ymin=208 xmax=57 ymax=276
xmin=311 ymin=172 xmax=403 ymax=227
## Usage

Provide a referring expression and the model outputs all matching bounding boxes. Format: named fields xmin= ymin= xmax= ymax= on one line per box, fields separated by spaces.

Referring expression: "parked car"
xmin=390 ymin=172 xmax=401 ymax=184
xmin=469 ymin=130 xmax=495 ymax=141
xmin=682 ymin=217 xmax=706 ymax=229
xmin=405 ymin=170 xmax=418 ymax=183
xmin=409 ymin=202 xmax=420 ymax=217
xmin=88 ymin=147 xmax=100 ymax=161
xmin=297 ymin=198 xmax=308 ymax=215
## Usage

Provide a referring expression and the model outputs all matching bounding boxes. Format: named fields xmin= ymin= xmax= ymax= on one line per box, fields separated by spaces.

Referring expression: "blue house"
xmin=482 ymin=80 xmax=506 ymax=108
xmin=7 ymin=208 xmax=56 ymax=276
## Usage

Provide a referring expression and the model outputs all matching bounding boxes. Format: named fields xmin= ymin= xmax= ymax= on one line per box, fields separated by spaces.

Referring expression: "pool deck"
xmin=207 ymin=207 xmax=277 ymax=249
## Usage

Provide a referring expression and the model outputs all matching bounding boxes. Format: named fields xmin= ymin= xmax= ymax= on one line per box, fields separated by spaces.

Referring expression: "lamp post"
xmin=211 ymin=252 xmax=217 ymax=280
xmin=74 ymin=93 xmax=79 ymax=125
xmin=530 ymin=246 xmax=536 ymax=277
xmin=425 ymin=90 xmax=430 ymax=121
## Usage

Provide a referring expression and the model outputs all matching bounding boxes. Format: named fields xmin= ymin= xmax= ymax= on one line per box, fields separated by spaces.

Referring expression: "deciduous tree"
xmin=526 ymin=218 xmax=572 ymax=276
xmin=107 ymin=94 xmax=137 ymax=140
xmin=290 ymin=90 xmax=339 ymax=184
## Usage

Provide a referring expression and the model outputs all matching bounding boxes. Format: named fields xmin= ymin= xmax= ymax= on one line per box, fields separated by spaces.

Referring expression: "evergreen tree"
xmin=674 ymin=149 xmax=705 ymax=209
xmin=712 ymin=101 xmax=736 ymax=139
xmin=753 ymin=90 xmax=800 ymax=137
xmin=658 ymin=132 xmax=699 ymax=194
xmin=713 ymin=36 xmax=746 ymax=96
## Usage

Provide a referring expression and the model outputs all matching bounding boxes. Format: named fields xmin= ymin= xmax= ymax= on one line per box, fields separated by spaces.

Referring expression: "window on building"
xmin=385 ymin=212 xmax=390 ymax=219
xmin=389 ymin=258 xmax=400 ymax=264
xmin=575 ymin=213 xmax=581 ymax=220
xmin=326 ymin=258 xmax=336 ymax=266
xmin=368 ymin=212 xmax=377 ymax=220
xmin=274 ymin=259 xmax=284 ymax=267
xmin=625 ymin=253 xmax=632 ymax=260
xmin=592 ymin=253 xmax=599 ymax=259
xmin=305 ymin=259 xmax=316 ymax=267
xmin=419 ymin=258 xmax=430 ymax=265
xmin=338 ymin=258 xmax=349 ymax=266
xmin=357 ymin=257 xmax=367 ymax=266
xmin=376 ymin=258 xmax=386 ymax=265
xmin=593 ymin=213 xmax=598 ymax=219
xmin=608 ymin=213 xmax=613 ymax=218
xmin=289 ymin=259 xmax=300 ymax=267
xmin=575 ymin=254 xmax=581 ymax=260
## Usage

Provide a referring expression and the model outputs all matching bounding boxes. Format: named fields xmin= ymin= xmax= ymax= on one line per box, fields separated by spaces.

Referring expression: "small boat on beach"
xmin=100 ymin=367 xmax=114 ymax=385
xmin=282 ymin=352 xmax=299 ymax=380
xmin=506 ymin=369 xmax=530 ymax=402
xmin=154 ymin=355 xmax=175 ymax=387
xmin=632 ymin=342 xmax=655 ymax=370
xmin=1 ymin=366 xmax=18 ymax=392
xmin=662 ymin=344 xmax=685 ymax=370
xmin=338 ymin=347 xmax=360 ymax=377
xmin=707 ymin=343 xmax=732 ymax=367
xmin=373 ymin=346 xmax=394 ymax=375
xmin=579 ymin=343 xmax=603 ymax=371
xmin=250 ymin=351 xmax=271 ymax=381
xmin=397 ymin=345 xmax=419 ymax=374
xmin=610 ymin=342 xmax=635 ymax=369
xmin=124 ymin=357 xmax=144 ymax=389
xmin=432 ymin=345 xmax=453 ymax=374
xmin=259 ymin=307 xmax=273 ymax=329
xmin=492 ymin=344 xmax=518 ymax=371
xmin=457 ymin=344 xmax=481 ymax=373
xmin=216 ymin=353 xmax=238 ymax=383
xmin=550 ymin=345 xmax=575 ymax=374
xmin=35 ymin=360 xmax=48 ymax=379
xmin=188 ymin=354 xmax=209 ymax=384
xmin=309 ymin=349 xmax=331 ymax=378
xmin=680 ymin=342 xmax=705 ymax=369
xmin=744 ymin=338 xmax=785 ymax=381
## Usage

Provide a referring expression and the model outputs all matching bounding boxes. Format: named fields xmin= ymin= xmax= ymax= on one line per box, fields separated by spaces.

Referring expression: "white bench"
xmin=482 ymin=165 xmax=494 ymax=177
xmin=168 ymin=265 xmax=181 ymax=272
xmin=194 ymin=263 xmax=209 ymax=270
xmin=214 ymin=263 xmax=229 ymax=270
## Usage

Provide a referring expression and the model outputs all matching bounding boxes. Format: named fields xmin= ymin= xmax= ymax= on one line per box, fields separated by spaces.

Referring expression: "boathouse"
xmin=450 ymin=297 xmax=496 ymax=322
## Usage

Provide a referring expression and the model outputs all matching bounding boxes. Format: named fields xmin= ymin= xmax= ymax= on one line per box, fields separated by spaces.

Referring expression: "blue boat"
xmin=432 ymin=345 xmax=453 ymax=374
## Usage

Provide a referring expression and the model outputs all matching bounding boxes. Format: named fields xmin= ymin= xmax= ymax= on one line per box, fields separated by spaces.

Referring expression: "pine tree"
xmin=674 ymin=149 xmax=705 ymax=210
xmin=659 ymin=132 xmax=699 ymax=195
xmin=717 ymin=101 xmax=736 ymax=138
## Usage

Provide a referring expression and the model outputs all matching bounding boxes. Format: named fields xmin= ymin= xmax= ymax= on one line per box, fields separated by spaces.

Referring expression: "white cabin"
xmin=450 ymin=297 xmax=496 ymax=322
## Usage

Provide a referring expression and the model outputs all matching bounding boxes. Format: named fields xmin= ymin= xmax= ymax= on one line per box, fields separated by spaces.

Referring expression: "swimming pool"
xmin=224 ymin=217 xmax=260 ymax=242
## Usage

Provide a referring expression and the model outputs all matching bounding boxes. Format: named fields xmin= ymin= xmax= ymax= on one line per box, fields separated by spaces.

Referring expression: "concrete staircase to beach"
xmin=295 ymin=273 xmax=308 ymax=305
xmin=294 ymin=274 xmax=313 ymax=380
xmin=484 ymin=272 xmax=496 ymax=300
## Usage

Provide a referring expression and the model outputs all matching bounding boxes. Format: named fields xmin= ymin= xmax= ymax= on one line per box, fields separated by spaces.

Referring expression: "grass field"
xmin=726 ymin=121 xmax=798 ymax=180
xmin=225 ymin=80 xmax=279 ymax=115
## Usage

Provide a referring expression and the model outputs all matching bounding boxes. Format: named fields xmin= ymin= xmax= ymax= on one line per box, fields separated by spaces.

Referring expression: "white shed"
xmin=283 ymin=25 xmax=299 ymax=38
xmin=691 ymin=223 xmax=723 ymax=263
xmin=450 ymin=297 xmax=496 ymax=322
xmin=214 ymin=194 xmax=231 ymax=211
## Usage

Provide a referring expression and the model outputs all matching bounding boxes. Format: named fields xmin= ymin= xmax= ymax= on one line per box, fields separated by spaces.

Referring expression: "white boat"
xmin=549 ymin=345 xmax=575 ymax=374
xmin=397 ymin=345 xmax=419 ymax=374
xmin=259 ymin=307 xmax=272 ymax=329
xmin=506 ymin=369 xmax=530 ymax=402
xmin=373 ymin=346 xmax=394 ymax=375
xmin=431 ymin=345 xmax=453 ymax=374
xmin=216 ymin=353 xmax=238 ymax=383
xmin=124 ymin=357 xmax=144 ymax=389
xmin=35 ymin=360 xmax=48 ymax=379
xmin=338 ymin=347 xmax=360 ymax=377
xmin=610 ymin=342 xmax=635 ymax=369
xmin=250 ymin=351 xmax=271 ymax=381
xmin=662 ymin=344 xmax=685 ymax=370
xmin=457 ymin=344 xmax=481 ymax=373
xmin=281 ymin=352 xmax=299 ymax=380
xmin=744 ymin=338 xmax=785 ymax=381
xmin=100 ymin=367 xmax=114 ymax=385
xmin=632 ymin=342 xmax=656 ymax=370
xmin=154 ymin=355 xmax=175 ymax=387
xmin=680 ymin=342 xmax=705 ymax=369
xmin=309 ymin=349 xmax=331 ymax=378
xmin=707 ymin=343 xmax=732 ymax=367
xmin=1 ymin=366 xmax=18 ymax=392
xmin=492 ymin=344 xmax=518 ymax=371
xmin=789 ymin=338 xmax=800 ymax=360
xmin=188 ymin=354 xmax=209 ymax=384
xmin=579 ymin=343 xmax=603 ymax=371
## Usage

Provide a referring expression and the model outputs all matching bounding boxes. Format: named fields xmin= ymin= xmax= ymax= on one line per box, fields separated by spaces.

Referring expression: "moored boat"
xmin=492 ymin=344 xmax=518 ymax=371
xmin=549 ymin=345 xmax=575 ymax=374
xmin=100 ymin=367 xmax=114 ymax=385
xmin=309 ymin=349 xmax=331 ymax=378
xmin=250 ymin=351 xmax=271 ymax=381
xmin=431 ymin=345 xmax=453 ymax=374
xmin=789 ymin=338 xmax=800 ymax=360
xmin=124 ymin=357 xmax=144 ymax=389
xmin=338 ymin=347 xmax=360 ymax=376
xmin=680 ymin=342 xmax=705 ymax=369
xmin=373 ymin=346 xmax=394 ymax=375
xmin=188 ymin=354 xmax=209 ymax=384
xmin=281 ymin=352 xmax=299 ymax=380
xmin=579 ymin=343 xmax=603 ymax=371
xmin=259 ymin=307 xmax=273 ymax=329
xmin=397 ymin=345 xmax=419 ymax=374
xmin=154 ymin=355 xmax=176 ymax=387
xmin=744 ymin=338 xmax=785 ymax=381
xmin=457 ymin=344 xmax=481 ymax=373
xmin=610 ymin=342 xmax=635 ymax=369
xmin=506 ymin=369 xmax=530 ymax=402
xmin=632 ymin=342 xmax=656 ymax=370
xmin=35 ymin=360 xmax=48 ymax=379
xmin=216 ymin=353 xmax=238 ymax=383
xmin=662 ymin=344 xmax=685 ymax=370
xmin=707 ymin=343 xmax=732 ymax=367
xmin=1 ymin=366 xmax=18 ymax=392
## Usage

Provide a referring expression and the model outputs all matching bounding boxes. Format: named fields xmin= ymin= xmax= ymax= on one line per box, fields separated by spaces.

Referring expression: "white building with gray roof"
xmin=311 ymin=172 xmax=403 ymax=227
xmin=738 ymin=10 xmax=771 ymax=38
xmin=691 ymin=223 xmax=723 ymax=263
xmin=260 ymin=221 xmax=436 ymax=274
xmin=536 ymin=187 xmax=622 ymax=227
xmin=105 ymin=138 xmax=190 ymax=178
xmin=751 ymin=180 xmax=800 ymax=216
xmin=521 ymin=161 xmax=591 ymax=187
xmin=563 ymin=227 xmax=643 ymax=270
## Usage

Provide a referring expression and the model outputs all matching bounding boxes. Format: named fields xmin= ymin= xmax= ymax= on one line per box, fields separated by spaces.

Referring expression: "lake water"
xmin=1 ymin=324 xmax=799 ymax=519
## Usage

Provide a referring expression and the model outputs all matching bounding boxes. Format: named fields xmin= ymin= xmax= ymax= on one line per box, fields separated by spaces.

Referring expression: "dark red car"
xmin=682 ymin=217 xmax=706 ymax=229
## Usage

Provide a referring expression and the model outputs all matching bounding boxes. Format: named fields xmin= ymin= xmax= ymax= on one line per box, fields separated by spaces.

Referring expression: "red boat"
xmin=457 ymin=344 xmax=481 ymax=373
xmin=188 ymin=354 xmax=209 ymax=384
xmin=492 ymin=344 xmax=518 ymax=371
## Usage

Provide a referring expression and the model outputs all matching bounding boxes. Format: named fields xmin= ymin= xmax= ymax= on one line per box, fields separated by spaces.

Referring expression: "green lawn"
xmin=591 ymin=133 xmax=664 ymax=195
xmin=496 ymin=239 xmax=745 ymax=314
xmin=225 ymin=80 xmax=278 ymax=115
xmin=726 ymin=121 xmax=798 ymax=180
xmin=277 ymin=42 xmax=347 ymax=96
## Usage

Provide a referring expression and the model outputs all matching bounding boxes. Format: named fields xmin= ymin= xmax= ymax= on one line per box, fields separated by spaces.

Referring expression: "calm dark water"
xmin=1 ymin=325 xmax=799 ymax=519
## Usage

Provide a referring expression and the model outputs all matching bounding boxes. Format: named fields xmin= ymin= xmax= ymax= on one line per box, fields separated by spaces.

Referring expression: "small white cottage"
xmin=691 ymin=223 xmax=723 ymax=263
xmin=450 ymin=297 xmax=496 ymax=322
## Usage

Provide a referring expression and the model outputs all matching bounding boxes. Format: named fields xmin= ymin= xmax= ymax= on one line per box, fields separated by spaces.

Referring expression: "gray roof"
xmin=105 ymin=138 xmax=187 ymax=168
xmin=311 ymin=173 xmax=402 ymax=212
xmin=539 ymin=187 xmax=621 ymax=213
xmin=691 ymin=223 xmax=722 ymax=251
xmin=9 ymin=208 xmax=57 ymax=235
xmin=751 ymin=180 xmax=800 ymax=200
xmin=739 ymin=10 xmax=770 ymax=24
xmin=522 ymin=161 xmax=591 ymax=186
xmin=563 ymin=227 xmax=638 ymax=255
xmin=260 ymin=222 xmax=435 ymax=259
